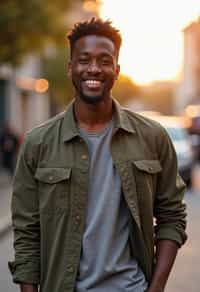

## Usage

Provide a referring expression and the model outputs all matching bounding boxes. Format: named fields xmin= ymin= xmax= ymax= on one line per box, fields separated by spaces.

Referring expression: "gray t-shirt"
xmin=76 ymin=120 xmax=148 ymax=292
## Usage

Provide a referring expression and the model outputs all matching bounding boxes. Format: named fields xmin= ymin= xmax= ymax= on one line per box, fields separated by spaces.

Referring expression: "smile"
xmin=84 ymin=80 xmax=102 ymax=88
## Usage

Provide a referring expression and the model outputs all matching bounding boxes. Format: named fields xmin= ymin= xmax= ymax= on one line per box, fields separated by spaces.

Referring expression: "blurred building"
xmin=176 ymin=17 xmax=200 ymax=111
xmin=0 ymin=56 xmax=50 ymax=136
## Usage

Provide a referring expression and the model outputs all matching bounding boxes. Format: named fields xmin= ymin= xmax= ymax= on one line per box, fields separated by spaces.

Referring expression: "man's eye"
xmin=79 ymin=59 xmax=89 ymax=64
xmin=102 ymin=59 xmax=112 ymax=65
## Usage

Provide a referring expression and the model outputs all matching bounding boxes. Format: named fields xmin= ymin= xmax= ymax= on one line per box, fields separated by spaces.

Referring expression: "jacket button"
xmin=49 ymin=176 xmax=53 ymax=181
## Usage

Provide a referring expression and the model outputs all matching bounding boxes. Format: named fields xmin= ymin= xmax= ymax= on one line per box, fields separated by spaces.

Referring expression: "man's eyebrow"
xmin=78 ymin=51 xmax=114 ymax=57
xmin=78 ymin=52 xmax=90 ymax=56
xmin=100 ymin=53 xmax=113 ymax=58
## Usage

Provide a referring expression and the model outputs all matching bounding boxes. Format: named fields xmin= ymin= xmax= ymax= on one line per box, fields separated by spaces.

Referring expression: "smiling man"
xmin=69 ymin=33 xmax=119 ymax=106
xmin=9 ymin=18 xmax=187 ymax=292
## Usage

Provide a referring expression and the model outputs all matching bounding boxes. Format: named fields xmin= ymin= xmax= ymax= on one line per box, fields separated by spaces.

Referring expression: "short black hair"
xmin=67 ymin=18 xmax=122 ymax=58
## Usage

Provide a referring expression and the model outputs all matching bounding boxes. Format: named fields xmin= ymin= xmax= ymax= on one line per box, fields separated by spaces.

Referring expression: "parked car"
xmin=138 ymin=114 xmax=195 ymax=184
xmin=184 ymin=104 xmax=200 ymax=160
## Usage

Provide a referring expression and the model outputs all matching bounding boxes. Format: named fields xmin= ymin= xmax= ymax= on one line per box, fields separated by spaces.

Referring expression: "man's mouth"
xmin=84 ymin=80 xmax=103 ymax=89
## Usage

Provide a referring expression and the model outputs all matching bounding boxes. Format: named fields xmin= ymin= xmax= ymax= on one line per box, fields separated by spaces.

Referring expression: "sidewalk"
xmin=0 ymin=170 xmax=12 ymax=237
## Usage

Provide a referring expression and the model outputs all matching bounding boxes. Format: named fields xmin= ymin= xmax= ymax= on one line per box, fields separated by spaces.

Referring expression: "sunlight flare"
xmin=100 ymin=0 xmax=200 ymax=84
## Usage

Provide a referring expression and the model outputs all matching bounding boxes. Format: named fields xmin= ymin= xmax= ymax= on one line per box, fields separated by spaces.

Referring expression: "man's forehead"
xmin=73 ymin=35 xmax=116 ymax=55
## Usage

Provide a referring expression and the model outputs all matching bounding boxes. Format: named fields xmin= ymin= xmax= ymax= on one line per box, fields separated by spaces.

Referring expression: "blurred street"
xmin=0 ymin=170 xmax=17 ymax=292
xmin=0 ymin=170 xmax=12 ymax=235
xmin=0 ymin=232 xmax=18 ymax=292
xmin=165 ymin=190 xmax=200 ymax=292
xmin=0 ymin=171 xmax=199 ymax=291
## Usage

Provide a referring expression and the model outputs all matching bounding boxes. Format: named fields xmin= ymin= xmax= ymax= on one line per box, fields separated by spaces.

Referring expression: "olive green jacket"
xmin=9 ymin=99 xmax=187 ymax=292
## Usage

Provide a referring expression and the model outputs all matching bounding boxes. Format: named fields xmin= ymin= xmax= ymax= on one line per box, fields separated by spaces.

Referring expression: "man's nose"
xmin=87 ymin=61 xmax=101 ymax=73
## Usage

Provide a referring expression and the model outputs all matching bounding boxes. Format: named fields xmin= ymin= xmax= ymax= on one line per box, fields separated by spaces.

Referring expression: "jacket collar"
xmin=112 ymin=99 xmax=136 ymax=134
xmin=62 ymin=98 xmax=136 ymax=142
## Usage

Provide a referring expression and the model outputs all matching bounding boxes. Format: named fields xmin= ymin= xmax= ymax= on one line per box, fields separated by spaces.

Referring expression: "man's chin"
xmin=79 ymin=93 xmax=103 ymax=104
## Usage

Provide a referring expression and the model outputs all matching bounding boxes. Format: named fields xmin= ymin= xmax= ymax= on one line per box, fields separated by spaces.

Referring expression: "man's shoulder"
xmin=121 ymin=105 xmax=165 ymax=134
xmin=26 ymin=111 xmax=66 ymax=143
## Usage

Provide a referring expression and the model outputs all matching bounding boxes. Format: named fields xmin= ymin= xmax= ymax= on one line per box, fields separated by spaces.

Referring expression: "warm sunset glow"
xmin=100 ymin=0 xmax=199 ymax=85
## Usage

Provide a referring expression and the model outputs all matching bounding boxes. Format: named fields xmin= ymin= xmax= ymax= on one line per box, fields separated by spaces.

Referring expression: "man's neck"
xmin=74 ymin=98 xmax=113 ymax=133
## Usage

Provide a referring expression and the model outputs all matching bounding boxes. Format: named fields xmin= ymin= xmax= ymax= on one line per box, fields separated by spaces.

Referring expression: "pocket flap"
xmin=133 ymin=160 xmax=162 ymax=174
xmin=35 ymin=167 xmax=71 ymax=183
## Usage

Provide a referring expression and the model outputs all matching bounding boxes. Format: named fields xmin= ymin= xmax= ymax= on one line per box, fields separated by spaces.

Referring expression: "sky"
xmin=99 ymin=0 xmax=200 ymax=85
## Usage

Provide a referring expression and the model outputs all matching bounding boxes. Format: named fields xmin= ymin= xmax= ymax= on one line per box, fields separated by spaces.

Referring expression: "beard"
xmin=72 ymin=78 xmax=105 ymax=104
xmin=79 ymin=91 xmax=103 ymax=104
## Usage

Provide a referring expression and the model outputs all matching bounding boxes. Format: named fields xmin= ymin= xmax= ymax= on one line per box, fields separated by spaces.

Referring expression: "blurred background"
xmin=0 ymin=1 xmax=199 ymax=291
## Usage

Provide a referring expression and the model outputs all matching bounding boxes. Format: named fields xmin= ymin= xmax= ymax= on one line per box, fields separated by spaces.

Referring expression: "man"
xmin=9 ymin=18 xmax=187 ymax=292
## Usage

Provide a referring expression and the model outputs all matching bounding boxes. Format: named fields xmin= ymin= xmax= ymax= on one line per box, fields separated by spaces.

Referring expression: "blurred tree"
xmin=0 ymin=0 xmax=73 ymax=66
xmin=112 ymin=74 xmax=140 ymax=105
xmin=42 ymin=45 xmax=74 ymax=108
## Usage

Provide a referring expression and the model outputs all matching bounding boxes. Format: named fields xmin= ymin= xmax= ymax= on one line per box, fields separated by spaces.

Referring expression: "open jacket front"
xmin=9 ymin=99 xmax=187 ymax=292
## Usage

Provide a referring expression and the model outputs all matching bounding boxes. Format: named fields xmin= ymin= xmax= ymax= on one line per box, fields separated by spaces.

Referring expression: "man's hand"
xmin=147 ymin=239 xmax=179 ymax=292
xmin=20 ymin=284 xmax=38 ymax=292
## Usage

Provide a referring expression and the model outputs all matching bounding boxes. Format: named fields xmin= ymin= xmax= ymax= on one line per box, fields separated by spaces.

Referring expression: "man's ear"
xmin=67 ymin=61 xmax=72 ymax=78
xmin=115 ymin=64 xmax=120 ymax=80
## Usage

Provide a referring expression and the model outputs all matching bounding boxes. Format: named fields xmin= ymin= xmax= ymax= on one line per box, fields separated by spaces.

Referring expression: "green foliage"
xmin=0 ymin=0 xmax=73 ymax=65
xmin=42 ymin=46 xmax=74 ymax=106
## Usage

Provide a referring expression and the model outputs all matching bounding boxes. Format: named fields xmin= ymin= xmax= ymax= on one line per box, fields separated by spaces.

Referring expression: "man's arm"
xmin=147 ymin=240 xmax=178 ymax=292
xmin=149 ymin=125 xmax=187 ymax=291
xmin=20 ymin=283 xmax=38 ymax=292
xmin=9 ymin=134 xmax=40 ymax=285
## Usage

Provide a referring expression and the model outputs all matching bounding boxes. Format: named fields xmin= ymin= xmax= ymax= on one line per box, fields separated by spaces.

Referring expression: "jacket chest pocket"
xmin=35 ymin=167 xmax=71 ymax=211
xmin=132 ymin=160 xmax=162 ymax=205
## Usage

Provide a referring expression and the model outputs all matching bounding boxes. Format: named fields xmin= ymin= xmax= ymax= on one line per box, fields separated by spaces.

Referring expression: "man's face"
xmin=68 ymin=35 xmax=120 ymax=104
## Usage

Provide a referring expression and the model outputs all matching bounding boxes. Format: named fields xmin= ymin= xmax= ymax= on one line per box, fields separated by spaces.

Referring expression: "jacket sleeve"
xmin=8 ymin=133 xmax=40 ymax=284
xmin=154 ymin=126 xmax=187 ymax=247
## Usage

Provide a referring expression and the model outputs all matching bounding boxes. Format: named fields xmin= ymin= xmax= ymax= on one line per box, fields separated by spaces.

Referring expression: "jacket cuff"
xmin=8 ymin=260 xmax=40 ymax=284
xmin=155 ymin=227 xmax=187 ymax=247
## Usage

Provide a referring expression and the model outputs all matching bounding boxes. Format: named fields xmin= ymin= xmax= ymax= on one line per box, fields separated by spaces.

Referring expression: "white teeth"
xmin=85 ymin=80 xmax=101 ymax=85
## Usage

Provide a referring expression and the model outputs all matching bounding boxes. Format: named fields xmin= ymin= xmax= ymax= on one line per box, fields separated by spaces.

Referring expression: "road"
xmin=165 ymin=190 xmax=200 ymax=292
xmin=0 ymin=190 xmax=199 ymax=292
xmin=0 ymin=232 xmax=18 ymax=292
